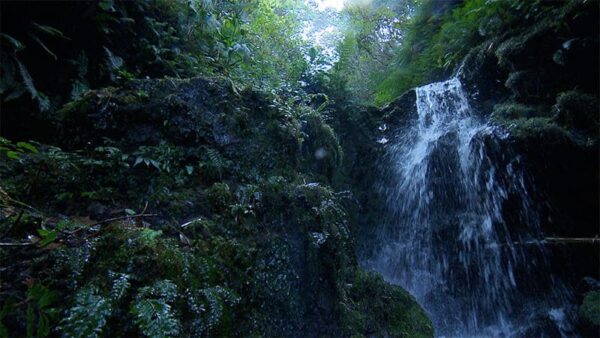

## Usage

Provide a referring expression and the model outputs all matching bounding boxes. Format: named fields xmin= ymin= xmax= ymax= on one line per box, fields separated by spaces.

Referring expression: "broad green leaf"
xmin=16 ymin=141 xmax=38 ymax=153
xmin=36 ymin=229 xmax=58 ymax=246
xmin=6 ymin=151 xmax=21 ymax=159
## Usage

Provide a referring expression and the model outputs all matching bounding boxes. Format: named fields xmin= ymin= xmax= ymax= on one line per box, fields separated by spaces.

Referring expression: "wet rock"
xmin=380 ymin=89 xmax=417 ymax=129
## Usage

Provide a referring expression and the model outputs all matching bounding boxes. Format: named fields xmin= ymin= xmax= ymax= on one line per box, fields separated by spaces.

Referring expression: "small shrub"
xmin=492 ymin=102 xmax=538 ymax=120
xmin=554 ymin=90 xmax=599 ymax=132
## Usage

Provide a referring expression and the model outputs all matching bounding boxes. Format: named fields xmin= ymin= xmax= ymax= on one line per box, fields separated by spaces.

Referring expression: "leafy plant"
xmin=0 ymin=20 xmax=68 ymax=111
xmin=130 ymin=280 xmax=180 ymax=338
xmin=25 ymin=284 xmax=58 ymax=338
xmin=132 ymin=142 xmax=179 ymax=173
xmin=0 ymin=138 xmax=38 ymax=160
xmin=60 ymin=287 xmax=112 ymax=338
xmin=60 ymin=273 xmax=131 ymax=337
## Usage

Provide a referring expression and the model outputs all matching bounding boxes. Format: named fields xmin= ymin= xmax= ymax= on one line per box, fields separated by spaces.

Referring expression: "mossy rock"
xmin=554 ymin=90 xmax=599 ymax=133
xmin=492 ymin=102 xmax=539 ymax=120
xmin=495 ymin=20 xmax=557 ymax=71
xmin=340 ymin=269 xmax=434 ymax=337
xmin=496 ymin=117 xmax=572 ymax=143
xmin=0 ymin=74 xmax=433 ymax=336
xmin=301 ymin=113 xmax=344 ymax=182
xmin=580 ymin=290 xmax=600 ymax=326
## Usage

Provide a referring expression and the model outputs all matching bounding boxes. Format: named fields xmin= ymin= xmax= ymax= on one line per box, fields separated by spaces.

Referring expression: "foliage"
xmin=130 ymin=280 xmax=180 ymax=338
xmin=326 ymin=0 xmax=417 ymax=104
xmin=492 ymin=102 xmax=539 ymax=120
xmin=0 ymin=0 xmax=317 ymax=134
xmin=24 ymin=284 xmax=58 ymax=338
xmin=0 ymin=21 xmax=65 ymax=111
xmin=554 ymin=90 xmax=599 ymax=133
xmin=369 ymin=0 xmax=575 ymax=104
xmin=580 ymin=290 xmax=600 ymax=326
xmin=60 ymin=287 xmax=113 ymax=338
xmin=233 ymin=0 xmax=310 ymax=90
xmin=0 ymin=138 xmax=38 ymax=160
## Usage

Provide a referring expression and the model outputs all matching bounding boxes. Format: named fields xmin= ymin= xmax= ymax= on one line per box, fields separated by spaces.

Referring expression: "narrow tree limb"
xmin=0 ymin=213 xmax=158 ymax=247
xmin=544 ymin=237 xmax=600 ymax=244
xmin=0 ymin=242 xmax=34 ymax=247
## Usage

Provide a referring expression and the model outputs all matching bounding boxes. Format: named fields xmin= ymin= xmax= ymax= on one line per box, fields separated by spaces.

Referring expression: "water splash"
xmin=364 ymin=78 xmax=576 ymax=337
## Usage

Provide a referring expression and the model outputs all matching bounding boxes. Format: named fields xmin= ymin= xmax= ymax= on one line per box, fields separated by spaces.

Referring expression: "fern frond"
xmin=103 ymin=47 xmax=124 ymax=70
xmin=109 ymin=272 xmax=131 ymax=301
xmin=206 ymin=147 xmax=224 ymax=179
xmin=60 ymin=287 xmax=112 ymax=338
xmin=16 ymin=59 xmax=50 ymax=111
xmin=17 ymin=60 xmax=38 ymax=100
xmin=131 ymin=280 xmax=180 ymax=338
xmin=131 ymin=299 xmax=180 ymax=338
xmin=137 ymin=280 xmax=178 ymax=302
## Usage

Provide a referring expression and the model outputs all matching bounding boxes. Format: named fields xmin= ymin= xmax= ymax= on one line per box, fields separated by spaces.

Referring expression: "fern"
xmin=54 ymin=240 xmax=95 ymax=289
xmin=131 ymin=280 xmax=180 ymax=338
xmin=24 ymin=284 xmax=57 ymax=338
xmin=16 ymin=60 xmax=50 ymax=111
xmin=186 ymin=286 xmax=240 ymax=335
xmin=137 ymin=280 xmax=178 ymax=302
xmin=103 ymin=46 xmax=124 ymax=81
xmin=206 ymin=147 xmax=225 ymax=179
xmin=201 ymin=288 xmax=223 ymax=332
xmin=131 ymin=300 xmax=180 ymax=338
xmin=70 ymin=80 xmax=89 ymax=100
xmin=0 ymin=32 xmax=24 ymax=50
xmin=109 ymin=272 xmax=131 ymax=301
xmin=104 ymin=47 xmax=123 ymax=70
xmin=60 ymin=287 xmax=112 ymax=338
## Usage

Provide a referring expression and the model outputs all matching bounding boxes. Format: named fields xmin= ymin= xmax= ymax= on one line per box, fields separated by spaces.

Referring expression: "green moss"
xmin=495 ymin=20 xmax=555 ymax=70
xmin=340 ymin=269 xmax=434 ymax=337
xmin=302 ymin=113 xmax=343 ymax=182
xmin=492 ymin=102 xmax=539 ymax=120
xmin=55 ymin=87 xmax=118 ymax=121
xmin=504 ymin=70 xmax=539 ymax=99
xmin=206 ymin=183 xmax=233 ymax=212
xmin=554 ymin=90 xmax=599 ymax=132
xmin=496 ymin=117 xmax=571 ymax=140
xmin=580 ymin=291 xmax=600 ymax=326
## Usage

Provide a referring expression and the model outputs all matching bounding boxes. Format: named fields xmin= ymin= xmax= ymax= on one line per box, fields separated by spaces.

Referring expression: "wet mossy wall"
xmin=0 ymin=76 xmax=433 ymax=337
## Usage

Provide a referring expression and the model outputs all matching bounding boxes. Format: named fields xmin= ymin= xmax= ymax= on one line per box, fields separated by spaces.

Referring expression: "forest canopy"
xmin=2 ymin=0 xmax=587 ymax=119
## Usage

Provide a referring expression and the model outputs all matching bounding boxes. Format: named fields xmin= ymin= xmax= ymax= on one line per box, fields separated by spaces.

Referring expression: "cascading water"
xmin=365 ymin=78 xmax=577 ymax=337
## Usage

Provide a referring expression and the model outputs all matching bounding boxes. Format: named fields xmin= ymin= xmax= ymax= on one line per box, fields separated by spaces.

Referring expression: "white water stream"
xmin=365 ymin=78 xmax=576 ymax=337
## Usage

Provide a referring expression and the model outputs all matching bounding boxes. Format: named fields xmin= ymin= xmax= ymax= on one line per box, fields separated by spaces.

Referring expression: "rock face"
xmin=0 ymin=76 xmax=432 ymax=337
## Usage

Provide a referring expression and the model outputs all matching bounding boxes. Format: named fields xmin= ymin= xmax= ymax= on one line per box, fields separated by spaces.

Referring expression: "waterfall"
xmin=365 ymin=78 xmax=576 ymax=337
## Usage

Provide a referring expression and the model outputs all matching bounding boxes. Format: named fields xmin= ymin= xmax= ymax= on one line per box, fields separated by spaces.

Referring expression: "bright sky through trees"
xmin=314 ymin=0 xmax=345 ymax=11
